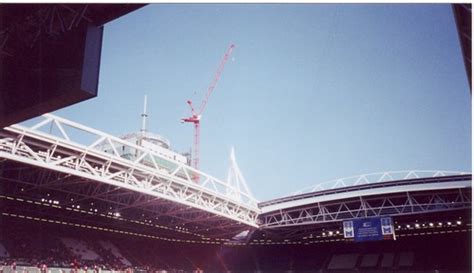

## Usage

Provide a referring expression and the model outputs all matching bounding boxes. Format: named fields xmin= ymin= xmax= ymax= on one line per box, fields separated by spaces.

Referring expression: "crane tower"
xmin=181 ymin=44 xmax=235 ymax=182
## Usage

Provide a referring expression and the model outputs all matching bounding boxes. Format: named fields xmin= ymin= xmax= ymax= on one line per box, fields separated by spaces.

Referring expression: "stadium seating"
xmin=359 ymin=253 xmax=379 ymax=268
xmin=98 ymin=241 xmax=132 ymax=266
xmin=327 ymin=254 xmax=358 ymax=269
xmin=397 ymin=251 xmax=415 ymax=267
xmin=60 ymin=238 xmax=100 ymax=261
xmin=0 ymin=217 xmax=470 ymax=273
xmin=0 ymin=242 xmax=10 ymax=258
xmin=380 ymin=252 xmax=395 ymax=268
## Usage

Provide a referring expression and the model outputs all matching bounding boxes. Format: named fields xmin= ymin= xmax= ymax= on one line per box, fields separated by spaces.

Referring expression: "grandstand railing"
xmin=0 ymin=114 xmax=259 ymax=227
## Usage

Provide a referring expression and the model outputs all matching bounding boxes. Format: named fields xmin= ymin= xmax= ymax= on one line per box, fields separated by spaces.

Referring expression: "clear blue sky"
xmin=54 ymin=4 xmax=471 ymax=201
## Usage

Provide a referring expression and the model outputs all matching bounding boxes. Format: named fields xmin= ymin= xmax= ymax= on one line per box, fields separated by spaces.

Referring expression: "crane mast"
xmin=182 ymin=44 xmax=235 ymax=182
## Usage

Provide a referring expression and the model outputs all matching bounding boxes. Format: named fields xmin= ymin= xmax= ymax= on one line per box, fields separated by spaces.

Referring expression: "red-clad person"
xmin=40 ymin=263 xmax=48 ymax=273
xmin=70 ymin=259 xmax=79 ymax=273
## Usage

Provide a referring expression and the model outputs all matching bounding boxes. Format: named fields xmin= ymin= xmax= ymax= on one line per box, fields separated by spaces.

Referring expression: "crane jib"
xmin=182 ymin=44 xmax=236 ymax=182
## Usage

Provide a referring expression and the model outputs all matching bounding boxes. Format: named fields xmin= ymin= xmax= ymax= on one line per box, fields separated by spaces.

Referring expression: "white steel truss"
xmin=259 ymin=186 xmax=471 ymax=228
xmin=0 ymin=114 xmax=259 ymax=227
xmin=292 ymin=170 xmax=469 ymax=196
xmin=0 ymin=114 xmax=471 ymax=234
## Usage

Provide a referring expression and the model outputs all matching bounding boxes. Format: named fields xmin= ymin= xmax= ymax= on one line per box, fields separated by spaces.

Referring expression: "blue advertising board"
xmin=343 ymin=217 xmax=394 ymax=242
xmin=352 ymin=218 xmax=384 ymax=242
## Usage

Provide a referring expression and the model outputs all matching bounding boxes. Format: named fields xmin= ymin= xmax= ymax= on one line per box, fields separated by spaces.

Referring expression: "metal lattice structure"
xmin=1 ymin=5 xmax=92 ymax=57
xmin=260 ymin=189 xmax=471 ymax=228
xmin=259 ymin=173 xmax=471 ymax=229
xmin=0 ymin=114 xmax=259 ymax=229
xmin=0 ymin=113 xmax=471 ymax=243
xmin=292 ymin=170 xmax=469 ymax=196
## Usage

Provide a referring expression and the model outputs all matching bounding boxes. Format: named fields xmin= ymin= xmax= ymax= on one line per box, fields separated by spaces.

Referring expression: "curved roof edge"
xmin=260 ymin=174 xmax=472 ymax=214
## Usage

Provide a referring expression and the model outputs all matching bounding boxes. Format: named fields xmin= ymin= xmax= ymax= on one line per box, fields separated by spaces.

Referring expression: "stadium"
xmin=0 ymin=3 xmax=472 ymax=273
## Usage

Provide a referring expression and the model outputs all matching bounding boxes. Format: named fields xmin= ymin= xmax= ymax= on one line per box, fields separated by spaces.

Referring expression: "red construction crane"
xmin=182 ymin=44 xmax=235 ymax=182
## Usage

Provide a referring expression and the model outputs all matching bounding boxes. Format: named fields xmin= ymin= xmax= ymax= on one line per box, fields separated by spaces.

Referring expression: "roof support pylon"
xmin=226 ymin=146 xmax=254 ymax=202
